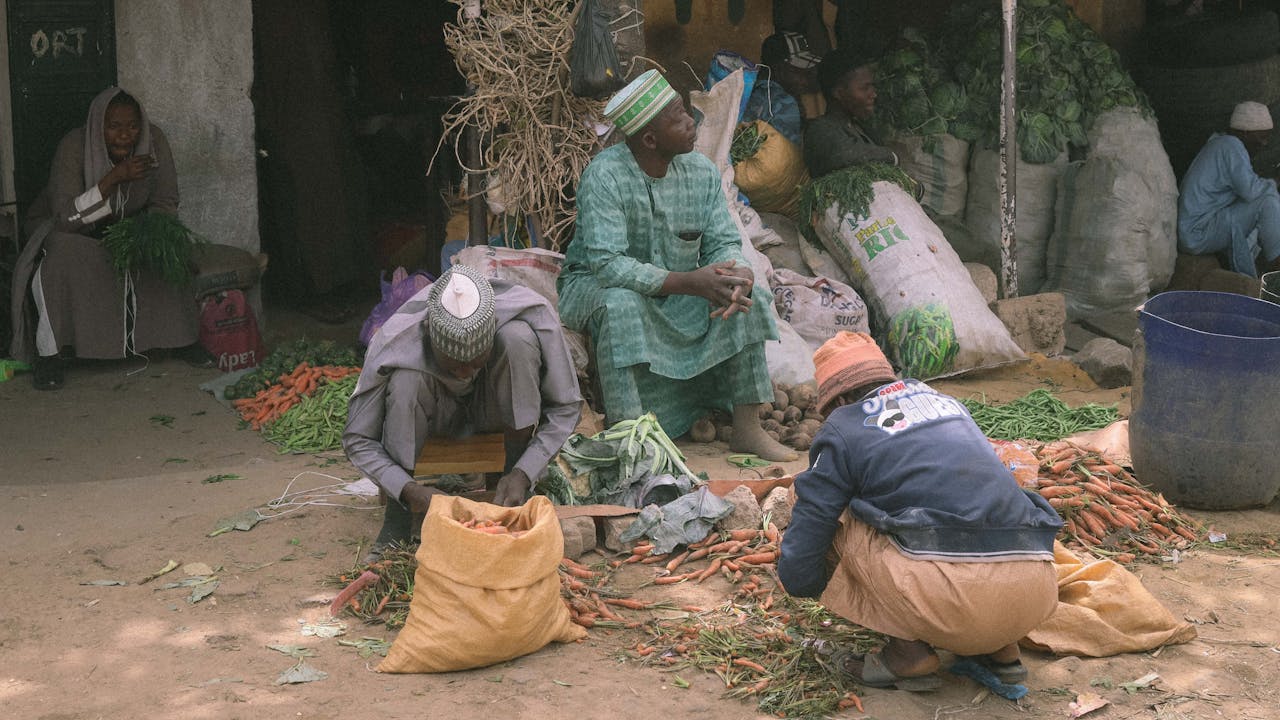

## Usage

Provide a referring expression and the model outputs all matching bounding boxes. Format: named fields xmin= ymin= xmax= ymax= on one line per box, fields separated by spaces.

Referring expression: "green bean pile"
xmin=730 ymin=122 xmax=767 ymax=164
xmin=263 ymin=375 xmax=358 ymax=453
xmin=960 ymin=388 xmax=1119 ymax=441
xmin=888 ymin=303 xmax=959 ymax=379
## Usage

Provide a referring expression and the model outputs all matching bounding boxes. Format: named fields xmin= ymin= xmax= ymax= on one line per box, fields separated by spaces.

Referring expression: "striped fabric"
xmin=604 ymin=70 xmax=679 ymax=136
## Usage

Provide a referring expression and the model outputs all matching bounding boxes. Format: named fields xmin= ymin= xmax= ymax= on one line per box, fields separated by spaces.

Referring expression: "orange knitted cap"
xmin=813 ymin=332 xmax=897 ymax=416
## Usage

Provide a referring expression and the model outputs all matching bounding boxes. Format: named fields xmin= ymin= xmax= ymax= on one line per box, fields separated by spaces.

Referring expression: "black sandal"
xmin=32 ymin=355 xmax=64 ymax=391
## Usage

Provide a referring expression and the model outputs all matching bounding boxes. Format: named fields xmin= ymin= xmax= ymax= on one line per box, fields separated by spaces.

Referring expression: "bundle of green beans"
xmin=730 ymin=122 xmax=767 ymax=164
xmin=101 ymin=212 xmax=204 ymax=285
xmin=263 ymin=375 xmax=358 ymax=453
xmin=887 ymin=303 xmax=959 ymax=378
xmin=960 ymin=388 xmax=1119 ymax=441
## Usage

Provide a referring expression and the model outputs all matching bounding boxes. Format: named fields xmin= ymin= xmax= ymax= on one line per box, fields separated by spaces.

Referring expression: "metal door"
xmin=6 ymin=0 xmax=116 ymax=208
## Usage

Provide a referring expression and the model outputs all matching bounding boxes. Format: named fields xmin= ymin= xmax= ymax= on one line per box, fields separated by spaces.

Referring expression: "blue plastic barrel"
xmin=1130 ymin=291 xmax=1280 ymax=509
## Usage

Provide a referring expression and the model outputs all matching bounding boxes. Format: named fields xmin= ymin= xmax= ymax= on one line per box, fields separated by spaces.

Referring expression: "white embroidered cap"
xmin=426 ymin=264 xmax=496 ymax=363
xmin=1230 ymin=101 xmax=1273 ymax=132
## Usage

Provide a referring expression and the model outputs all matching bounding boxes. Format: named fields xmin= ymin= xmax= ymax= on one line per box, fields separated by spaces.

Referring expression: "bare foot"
xmin=729 ymin=423 xmax=799 ymax=462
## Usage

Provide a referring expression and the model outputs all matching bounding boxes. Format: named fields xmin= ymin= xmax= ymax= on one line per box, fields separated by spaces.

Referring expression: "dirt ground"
xmin=2 ymin=313 xmax=1278 ymax=720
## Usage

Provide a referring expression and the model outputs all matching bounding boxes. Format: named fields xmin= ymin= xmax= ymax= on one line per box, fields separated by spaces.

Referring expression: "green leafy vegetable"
xmin=795 ymin=163 xmax=917 ymax=246
xmin=730 ymin=122 xmax=767 ymax=164
xmin=100 ymin=212 xmax=204 ymax=285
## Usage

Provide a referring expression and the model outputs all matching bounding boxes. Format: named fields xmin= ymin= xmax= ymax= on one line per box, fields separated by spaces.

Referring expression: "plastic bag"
xmin=378 ymin=495 xmax=586 ymax=673
xmin=569 ymin=0 xmax=624 ymax=99
xmin=198 ymin=289 xmax=265 ymax=373
xmin=358 ymin=267 xmax=433 ymax=347
xmin=704 ymin=50 xmax=758 ymax=119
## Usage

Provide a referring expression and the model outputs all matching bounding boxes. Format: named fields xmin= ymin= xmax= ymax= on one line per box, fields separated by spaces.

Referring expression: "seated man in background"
xmin=1178 ymin=100 xmax=1280 ymax=278
xmin=778 ymin=332 xmax=1061 ymax=690
xmin=803 ymin=49 xmax=899 ymax=178
xmin=742 ymin=31 xmax=820 ymax=146
xmin=558 ymin=70 xmax=797 ymax=462
xmin=343 ymin=264 xmax=581 ymax=558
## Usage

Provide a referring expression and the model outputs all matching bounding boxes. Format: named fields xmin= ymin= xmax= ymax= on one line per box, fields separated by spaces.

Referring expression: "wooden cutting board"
xmin=414 ymin=433 xmax=507 ymax=476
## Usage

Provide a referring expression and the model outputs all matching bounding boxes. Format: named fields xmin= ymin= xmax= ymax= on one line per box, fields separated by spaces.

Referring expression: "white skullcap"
xmin=1230 ymin=101 xmax=1273 ymax=132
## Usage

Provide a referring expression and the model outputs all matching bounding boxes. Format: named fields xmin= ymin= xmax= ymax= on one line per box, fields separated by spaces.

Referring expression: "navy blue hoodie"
xmin=778 ymin=379 xmax=1062 ymax=599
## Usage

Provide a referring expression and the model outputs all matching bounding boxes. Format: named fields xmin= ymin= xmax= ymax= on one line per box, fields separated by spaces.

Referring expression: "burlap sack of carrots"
xmin=378 ymin=495 xmax=586 ymax=673
xmin=1021 ymin=541 xmax=1197 ymax=657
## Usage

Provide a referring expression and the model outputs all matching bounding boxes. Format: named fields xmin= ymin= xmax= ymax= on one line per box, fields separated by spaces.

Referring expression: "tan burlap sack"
xmin=1022 ymin=542 xmax=1197 ymax=657
xmin=378 ymin=495 xmax=586 ymax=673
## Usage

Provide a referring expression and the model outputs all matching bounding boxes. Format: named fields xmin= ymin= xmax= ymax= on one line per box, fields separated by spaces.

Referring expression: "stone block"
xmin=720 ymin=485 xmax=762 ymax=531
xmin=991 ymin=292 xmax=1067 ymax=356
xmin=1073 ymin=338 xmax=1133 ymax=389
xmin=1165 ymin=253 xmax=1221 ymax=292
xmin=1200 ymin=268 xmax=1262 ymax=298
xmin=760 ymin=486 xmax=795 ymax=529
xmin=601 ymin=515 xmax=636 ymax=552
xmin=560 ymin=515 xmax=597 ymax=560
xmin=965 ymin=262 xmax=999 ymax=306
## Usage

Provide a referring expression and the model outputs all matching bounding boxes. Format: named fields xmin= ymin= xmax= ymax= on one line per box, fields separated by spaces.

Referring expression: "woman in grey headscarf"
xmin=9 ymin=87 xmax=206 ymax=389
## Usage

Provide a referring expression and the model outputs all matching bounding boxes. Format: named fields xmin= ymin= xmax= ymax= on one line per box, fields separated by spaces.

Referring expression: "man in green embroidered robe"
xmin=558 ymin=70 xmax=797 ymax=462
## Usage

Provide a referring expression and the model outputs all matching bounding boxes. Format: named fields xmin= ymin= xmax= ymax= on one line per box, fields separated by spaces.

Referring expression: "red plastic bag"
xmin=199 ymin=289 xmax=265 ymax=373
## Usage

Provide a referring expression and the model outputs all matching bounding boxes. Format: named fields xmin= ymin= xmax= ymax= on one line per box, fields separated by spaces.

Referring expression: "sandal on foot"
xmin=32 ymin=356 xmax=64 ymax=391
xmin=842 ymin=652 xmax=943 ymax=692
xmin=981 ymin=658 xmax=1027 ymax=685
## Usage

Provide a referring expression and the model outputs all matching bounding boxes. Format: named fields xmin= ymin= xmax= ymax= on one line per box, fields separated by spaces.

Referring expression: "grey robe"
xmin=9 ymin=87 xmax=196 ymax=361
xmin=343 ymin=278 xmax=582 ymax=500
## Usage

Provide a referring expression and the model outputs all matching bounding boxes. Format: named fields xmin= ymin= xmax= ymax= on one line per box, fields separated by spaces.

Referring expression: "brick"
xmin=560 ymin=515 xmax=596 ymax=560
xmin=991 ymin=292 xmax=1067 ymax=356
xmin=1073 ymin=338 xmax=1132 ymax=389
xmin=719 ymin=485 xmax=762 ymax=531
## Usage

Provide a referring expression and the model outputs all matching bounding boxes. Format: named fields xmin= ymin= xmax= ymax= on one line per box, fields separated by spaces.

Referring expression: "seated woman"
xmin=9 ymin=87 xmax=210 ymax=389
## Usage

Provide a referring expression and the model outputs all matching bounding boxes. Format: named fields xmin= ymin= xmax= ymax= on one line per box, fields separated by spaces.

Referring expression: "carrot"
xmin=1130 ymin=538 xmax=1161 ymax=554
xmin=1049 ymin=458 xmax=1075 ymax=474
xmin=329 ymin=570 xmax=379 ymax=617
xmin=1048 ymin=496 xmax=1086 ymax=509
xmin=561 ymin=565 xmax=596 ymax=579
xmin=654 ymin=573 xmax=690 ymax=585
xmin=764 ymin=522 xmax=780 ymax=544
xmin=680 ymin=605 xmax=704 ymax=613
xmin=722 ymin=559 xmax=741 ymax=573
xmin=595 ymin=596 xmax=624 ymax=622
xmin=745 ymin=678 xmax=771 ymax=694
xmin=473 ymin=525 xmax=510 ymax=534
xmin=640 ymin=553 xmax=670 ymax=564
xmin=630 ymin=544 xmax=654 ymax=556
xmin=1148 ymin=522 xmax=1175 ymax=539
xmin=733 ymin=658 xmax=768 ymax=673
xmin=1039 ymin=485 xmax=1083 ymax=499
xmin=685 ymin=547 xmax=711 ymax=562
xmin=695 ymin=558 xmax=723 ymax=583
xmin=666 ymin=550 xmax=692 ymax=573
xmin=1113 ymin=552 xmax=1136 ymax=564
xmin=837 ymin=693 xmax=865 ymax=712
xmin=706 ymin=540 xmax=741 ymax=554
xmin=688 ymin=530 xmax=718 ymax=548
xmin=728 ymin=528 xmax=762 ymax=542
xmin=374 ymin=592 xmax=392 ymax=615
xmin=737 ymin=551 xmax=778 ymax=565
xmin=1076 ymin=509 xmax=1108 ymax=539
xmin=561 ymin=557 xmax=591 ymax=571
xmin=572 ymin=615 xmax=595 ymax=629
xmin=1174 ymin=525 xmax=1199 ymax=543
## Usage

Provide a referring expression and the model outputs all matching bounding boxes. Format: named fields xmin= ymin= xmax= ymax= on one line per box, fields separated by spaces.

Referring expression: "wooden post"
xmin=998 ymin=0 xmax=1019 ymax=299
xmin=466 ymin=123 xmax=487 ymax=246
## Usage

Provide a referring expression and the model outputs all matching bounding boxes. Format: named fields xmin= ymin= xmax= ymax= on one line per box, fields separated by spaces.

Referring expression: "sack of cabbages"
xmin=806 ymin=172 xmax=1026 ymax=379
xmin=378 ymin=495 xmax=586 ymax=673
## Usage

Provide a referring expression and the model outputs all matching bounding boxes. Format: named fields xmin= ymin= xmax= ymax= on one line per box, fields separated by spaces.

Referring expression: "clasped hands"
xmin=698 ymin=261 xmax=755 ymax=320
xmin=398 ymin=468 xmax=531 ymax=513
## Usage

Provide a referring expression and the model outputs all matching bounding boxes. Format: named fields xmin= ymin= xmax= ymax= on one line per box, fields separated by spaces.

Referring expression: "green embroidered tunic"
xmin=558 ymin=144 xmax=776 ymax=437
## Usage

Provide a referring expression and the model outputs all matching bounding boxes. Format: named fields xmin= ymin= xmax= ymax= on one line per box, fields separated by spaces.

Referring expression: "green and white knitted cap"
xmin=426 ymin=264 xmax=496 ymax=363
xmin=604 ymin=69 xmax=679 ymax=136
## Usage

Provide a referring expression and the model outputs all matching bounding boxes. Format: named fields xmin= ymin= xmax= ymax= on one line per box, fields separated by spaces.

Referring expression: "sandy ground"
xmin=2 ymin=317 xmax=1278 ymax=720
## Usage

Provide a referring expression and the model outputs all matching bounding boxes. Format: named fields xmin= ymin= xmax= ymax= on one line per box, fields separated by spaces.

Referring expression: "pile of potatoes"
xmin=689 ymin=382 xmax=825 ymax=451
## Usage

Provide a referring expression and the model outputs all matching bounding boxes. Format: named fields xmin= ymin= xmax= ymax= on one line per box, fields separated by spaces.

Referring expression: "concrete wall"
xmin=115 ymin=1 xmax=259 ymax=253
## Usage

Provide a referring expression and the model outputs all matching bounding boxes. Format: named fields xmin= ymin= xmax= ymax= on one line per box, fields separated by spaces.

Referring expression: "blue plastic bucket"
xmin=1130 ymin=291 xmax=1280 ymax=509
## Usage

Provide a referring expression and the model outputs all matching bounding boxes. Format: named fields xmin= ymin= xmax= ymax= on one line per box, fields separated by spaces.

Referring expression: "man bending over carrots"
xmin=343 ymin=264 xmax=581 ymax=561
xmin=777 ymin=332 xmax=1062 ymax=691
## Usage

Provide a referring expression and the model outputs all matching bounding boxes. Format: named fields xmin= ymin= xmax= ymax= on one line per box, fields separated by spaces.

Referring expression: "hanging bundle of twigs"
xmin=441 ymin=0 xmax=607 ymax=250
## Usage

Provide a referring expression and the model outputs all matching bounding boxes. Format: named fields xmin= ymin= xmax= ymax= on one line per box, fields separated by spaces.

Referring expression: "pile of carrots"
xmin=1032 ymin=442 xmax=1205 ymax=562
xmin=460 ymin=518 xmax=527 ymax=538
xmin=232 ymin=362 xmax=360 ymax=430
xmin=615 ymin=524 xmax=783 ymax=587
